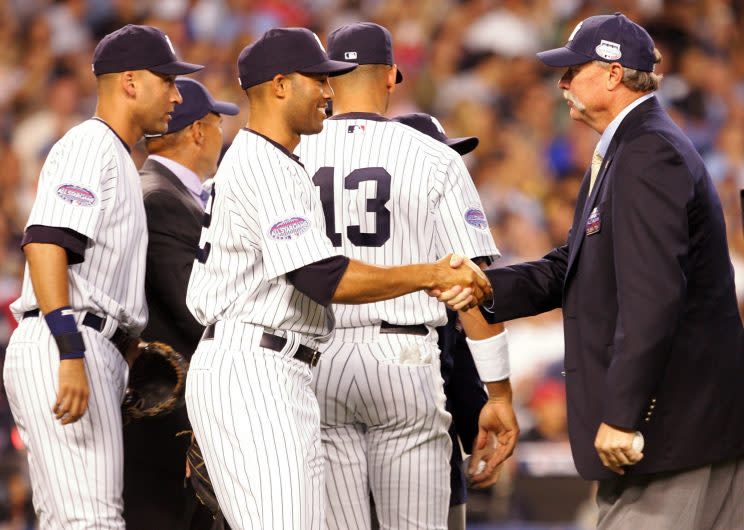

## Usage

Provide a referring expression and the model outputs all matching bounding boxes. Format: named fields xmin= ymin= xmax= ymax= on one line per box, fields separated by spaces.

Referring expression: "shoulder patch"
xmin=464 ymin=207 xmax=488 ymax=231
xmin=269 ymin=216 xmax=311 ymax=241
xmin=56 ymin=184 xmax=97 ymax=207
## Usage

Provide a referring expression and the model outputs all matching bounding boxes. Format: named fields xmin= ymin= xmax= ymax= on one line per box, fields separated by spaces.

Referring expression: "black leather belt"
xmin=23 ymin=309 xmax=130 ymax=356
xmin=380 ymin=320 xmax=428 ymax=336
xmin=202 ymin=325 xmax=321 ymax=367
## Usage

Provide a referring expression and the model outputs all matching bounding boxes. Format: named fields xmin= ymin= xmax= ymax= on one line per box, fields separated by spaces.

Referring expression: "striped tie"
xmin=589 ymin=149 xmax=603 ymax=193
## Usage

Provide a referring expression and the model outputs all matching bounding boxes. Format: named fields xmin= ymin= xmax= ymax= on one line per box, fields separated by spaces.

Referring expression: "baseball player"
xmin=296 ymin=22 xmax=514 ymax=530
xmin=185 ymin=27 xmax=490 ymax=530
xmin=2 ymin=25 xmax=202 ymax=529
xmin=124 ymin=78 xmax=239 ymax=530
xmin=390 ymin=112 xmax=519 ymax=529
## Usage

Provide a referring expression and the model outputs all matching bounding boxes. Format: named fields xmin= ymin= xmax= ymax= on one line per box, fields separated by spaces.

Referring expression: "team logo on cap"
xmin=595 ymin=40 xmax=622 ymax=61
xmin=312 ymin=32 xmax=326 ymax=52
xmin=344 ymin=51 xmax=358 ymax=60
xmin=464 ymin=207 xmax=488 ymax=231
xmin=269 ymin=216 xmax=311 ymax=241
xmin=568 ymin=21 xmax=583 ymax=42
xmin=56 ymin=184 xmax=97 ymax=207
xmin=163 ymin=34 xmax=176 ymax=55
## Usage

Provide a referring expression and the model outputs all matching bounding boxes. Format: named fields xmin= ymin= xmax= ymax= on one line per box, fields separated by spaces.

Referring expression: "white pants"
xmin=4 ymin=316 xmax=128 ymax=529
xmin=186 ymin=321 xmax=324 ymax=530
xmin=313 ymin=327 xmax=452 ymax=530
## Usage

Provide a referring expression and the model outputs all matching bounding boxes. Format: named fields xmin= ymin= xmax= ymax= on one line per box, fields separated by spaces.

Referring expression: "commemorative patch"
xmin=585 ymin=207 xmax=601 ymax=235
xmin=595 ymin=40 xmax=621 ymax=61
xmin=269 ymin=216 xmax=311 ymax=241
xmin=464 ymin=207 xmax=488 ymax=231
xmin=56 ymin=184 xmax=97 ymax=206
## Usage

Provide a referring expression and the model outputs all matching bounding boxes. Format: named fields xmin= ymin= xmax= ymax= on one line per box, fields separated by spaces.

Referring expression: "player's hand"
xmin=594 ymin=422 xmax=643 ymax=475
xmin=468 ymin=431 xmax=504 ymax=488
xmin=473 ymin=390 xmax=519 ymax=476
xmin=429 ymin=254 xmax=492 ymax=310
xmin=430 ymin=254 xmax=492 ymax=311
xmin=54 ymin=359 xmax=90 ymax=425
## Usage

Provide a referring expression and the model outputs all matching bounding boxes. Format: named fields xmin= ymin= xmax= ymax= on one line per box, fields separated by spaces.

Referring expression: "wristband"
xmin=466 ymin=330 xmax=510 ymax=382
xmin=44 ymin=306 xmax=85 ymax=360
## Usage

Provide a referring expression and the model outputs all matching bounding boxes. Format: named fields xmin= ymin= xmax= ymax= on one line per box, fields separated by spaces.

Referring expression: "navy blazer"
xmin=483 ymin=97 xmax=744 ymax=480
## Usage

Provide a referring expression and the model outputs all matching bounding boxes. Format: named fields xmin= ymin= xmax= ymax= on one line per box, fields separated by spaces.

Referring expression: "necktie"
xmin=199 ymin=189 xmax=210 ymax=207
xmin=589 ymin=149 xmax=603 ymax=193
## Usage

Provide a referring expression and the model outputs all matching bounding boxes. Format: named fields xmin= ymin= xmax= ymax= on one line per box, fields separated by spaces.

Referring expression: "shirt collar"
xmin=148 ymin=155 xmax=204 ymax=199
xmin=595 ymin=93 xmax=655 ymax=158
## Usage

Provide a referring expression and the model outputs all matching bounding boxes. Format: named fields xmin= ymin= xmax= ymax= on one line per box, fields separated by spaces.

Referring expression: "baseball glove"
xmin=186 ymin=433 xmax=226 ymax=526
xmin=121 ymin=341 xmax=188 ymax=423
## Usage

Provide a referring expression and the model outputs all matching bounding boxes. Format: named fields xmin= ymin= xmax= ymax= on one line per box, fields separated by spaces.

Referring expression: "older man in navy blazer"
xmin=440 ymin=12 xmax=744 ymax=529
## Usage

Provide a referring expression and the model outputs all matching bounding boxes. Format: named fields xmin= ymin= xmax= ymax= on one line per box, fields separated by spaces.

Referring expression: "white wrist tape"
xmin=466 ymin=330 xmax=510 ymax=382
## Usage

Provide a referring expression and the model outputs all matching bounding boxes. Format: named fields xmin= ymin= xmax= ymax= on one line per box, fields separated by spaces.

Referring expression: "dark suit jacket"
xmin=123 ymin=158 xmax=209 ymax=529
xmin=483 ymin=97 xmax=744 ymax=480
xmin=438 ymin=309 xmax=488 ymax=505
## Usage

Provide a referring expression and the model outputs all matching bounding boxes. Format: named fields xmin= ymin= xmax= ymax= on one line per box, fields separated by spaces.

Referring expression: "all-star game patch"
xmin=269 ymin=216 xmax=311 ymax=241
xmin=585 ymin=206 xmax=601 ymax=235
xmin=464 ymin=207 xmax=488 ymax=231
xmin=56 ymin=184 xmax=97 ymax=206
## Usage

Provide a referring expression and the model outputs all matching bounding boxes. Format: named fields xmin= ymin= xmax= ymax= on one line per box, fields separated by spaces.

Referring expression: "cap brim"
xmin=149 ymin=60 xmax=205 ymax=75
xmin=395 ymin=69 xmax=403 ymax=84
xmin=446 ymin=136 xmax=479 ymax=155
xmin=536 ymin=47 xmax=592 ymax=68
xmin=211 ymin=101 xmax=240 ymax=116
xmin=299 ymin=59 xmax=358 ymax=77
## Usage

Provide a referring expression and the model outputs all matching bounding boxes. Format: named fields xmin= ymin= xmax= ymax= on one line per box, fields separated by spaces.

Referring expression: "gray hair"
xmin=594 ymin=48 xmax=663 ymax=92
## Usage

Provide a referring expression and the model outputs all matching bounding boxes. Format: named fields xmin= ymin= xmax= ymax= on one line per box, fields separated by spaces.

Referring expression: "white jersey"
xmin=297 ymin=113 xmax=499 ymax=329
xmin=10 ymin=118 xmax=148 ymax=334
xmin=186 ymin=129 xmax=338 ymax=337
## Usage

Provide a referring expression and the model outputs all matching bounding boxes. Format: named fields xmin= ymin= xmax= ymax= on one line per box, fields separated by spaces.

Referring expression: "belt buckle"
xmin=309 ymin=349 xmax=320 ymax=367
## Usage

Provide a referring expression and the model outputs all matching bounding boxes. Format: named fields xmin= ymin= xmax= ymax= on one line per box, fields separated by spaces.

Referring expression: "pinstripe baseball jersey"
xmin=10 ymin=118 xmax=148 ymax=333
xmin=186 ymin=128 xmax=339 ymax=336
xmin=296 ymin=113 xmax=499 ymax=329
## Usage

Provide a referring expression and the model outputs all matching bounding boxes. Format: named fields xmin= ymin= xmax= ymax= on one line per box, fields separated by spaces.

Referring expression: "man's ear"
xmin=607 ymin=63 xmax=624 ymax=90
xmin=121 ymin=71 xmax=137 ymax=97
xmin=387 ymin=65 xmax=398 ymax=93
xmin=191 ymin=121 xmax=204 ymax=145
xmin=271 ymin=74 xmax=290 ymax=99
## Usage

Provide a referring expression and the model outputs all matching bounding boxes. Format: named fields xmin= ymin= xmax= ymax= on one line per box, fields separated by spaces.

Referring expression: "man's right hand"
xmin=429 ymin=254 xmax=492 ymax=310
xmin=54 ymin=359 xmax=90 ymax=425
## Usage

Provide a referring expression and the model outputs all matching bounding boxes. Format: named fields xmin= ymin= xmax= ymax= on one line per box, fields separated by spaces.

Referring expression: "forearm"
xmin=332 ymin=259 xmax=434 ymax=304
xmin=459 ymin=307 xmax=504 ymax=339
xmin=485 ymin=379 xmax=512 ymax=401
xmin=25 ymin=242 xmax=70 ymax=312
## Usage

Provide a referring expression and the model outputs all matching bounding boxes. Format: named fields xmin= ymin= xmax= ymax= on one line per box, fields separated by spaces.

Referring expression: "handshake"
xmin=427 ymin=254 xmax=492 ymax=311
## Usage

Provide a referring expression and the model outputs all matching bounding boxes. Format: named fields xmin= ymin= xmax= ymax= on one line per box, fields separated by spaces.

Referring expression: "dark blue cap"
xmin=392 ymin=113 xmax=478 ymax=155
xmin=327 ymin=22 xmax=403 ymax=84
xmin=238 ymin=28 xmax=357 ymax=90
xmin=92 ymin=25 xmax=203 ymax=76
xmin=148 ymin=78 xmax=239 ymax=136
xmin=537 ymin=13 xmax=655 ymax=72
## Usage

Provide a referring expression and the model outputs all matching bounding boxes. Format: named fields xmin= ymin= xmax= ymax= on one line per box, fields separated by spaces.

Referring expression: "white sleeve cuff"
xmin=466 ymin=329 xmax=510 ymax=382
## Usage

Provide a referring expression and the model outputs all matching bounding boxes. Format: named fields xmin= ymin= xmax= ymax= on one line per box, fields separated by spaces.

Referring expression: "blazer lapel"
xmin=565 ymin=151 xmax=615 ymax=277
xmin=142 ymin=159 xmax=204 ymax=223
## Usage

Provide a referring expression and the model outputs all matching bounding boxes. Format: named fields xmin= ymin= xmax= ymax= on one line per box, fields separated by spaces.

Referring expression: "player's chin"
xmin=144 ymin=119 xmax=169 ymax=136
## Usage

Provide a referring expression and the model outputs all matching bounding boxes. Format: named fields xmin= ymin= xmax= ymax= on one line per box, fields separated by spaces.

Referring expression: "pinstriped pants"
xmin=312 ymin=327 xmax=452 ymax=530
xmin=185 ymin=322 xmax=324 ymax=530
xmin=4 ymin=317 xmax=128 ymax=530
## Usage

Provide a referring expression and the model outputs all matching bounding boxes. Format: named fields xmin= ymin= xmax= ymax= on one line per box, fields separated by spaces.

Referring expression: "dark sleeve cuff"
xmin=286 ymin=255 xmax=350 ymax=307
xmin=22 ymin=225 xmax=88 ymax=265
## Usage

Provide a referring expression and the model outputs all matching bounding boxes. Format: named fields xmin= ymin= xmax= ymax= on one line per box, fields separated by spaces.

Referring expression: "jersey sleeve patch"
xmin=464 ymin=206 xmax=488 ymax=231
xmin=56 ymin=184 xmax=98 ymax=207
xmin=268 ymin=215 xmax=312 ymax=241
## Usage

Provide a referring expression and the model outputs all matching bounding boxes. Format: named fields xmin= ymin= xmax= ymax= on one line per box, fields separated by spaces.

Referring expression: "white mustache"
xmin=563 ymin=90 xmax=586 ymax=112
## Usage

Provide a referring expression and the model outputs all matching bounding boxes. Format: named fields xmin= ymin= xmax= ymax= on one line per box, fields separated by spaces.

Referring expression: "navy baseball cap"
xmin=392 ymin=113 xmax=479 ymax=155
xmin=537 ymin=13 xmax=655 ymax=72
xmin=92 ymin=25 xmax=203 ymax=76
xmin=147 ymin=78 xmax=239 ymax=137
xmin=238 ymin=28 xmax=357 ymax=90
xmin=327 ymin=22 xmax=403 ymax=84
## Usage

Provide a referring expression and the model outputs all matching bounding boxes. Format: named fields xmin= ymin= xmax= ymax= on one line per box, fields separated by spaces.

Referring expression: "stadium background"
xmin=0 ymin=0 xmax=743 ymax=528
